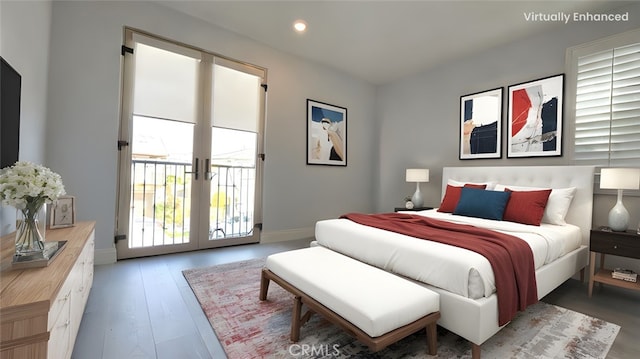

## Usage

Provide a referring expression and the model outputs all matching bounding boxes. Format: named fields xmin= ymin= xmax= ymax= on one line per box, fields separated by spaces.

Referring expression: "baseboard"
xmin=92 ymin=228 xmax=314 ymax=263
xmin=261 ymin=227 xmax=314 ymax=244
xmin=94 ymin=246 xmax=117 ymax=265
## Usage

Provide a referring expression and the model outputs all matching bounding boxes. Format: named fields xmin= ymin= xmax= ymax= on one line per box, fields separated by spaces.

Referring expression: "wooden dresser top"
xmin=0 ymin=221 xmax=95 ymax=312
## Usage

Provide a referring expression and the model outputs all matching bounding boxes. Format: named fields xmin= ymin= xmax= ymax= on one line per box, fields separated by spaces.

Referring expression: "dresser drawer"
xmin=48 ymin=284 xmax=72 ymax=330
xmin=590 ymin=230 xmax=640 ymax=259
xmin=47 ymin=298 xmax=71 ymax=359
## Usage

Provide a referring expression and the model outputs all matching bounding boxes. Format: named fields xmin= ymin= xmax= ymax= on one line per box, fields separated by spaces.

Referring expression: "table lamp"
xmin=406 ymin=168 xmax=429 ymax=208
xmin=600 ymin=167 xmax=640 ymax=231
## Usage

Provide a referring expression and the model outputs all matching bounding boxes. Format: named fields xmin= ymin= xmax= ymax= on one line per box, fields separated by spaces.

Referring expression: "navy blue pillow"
xmin=453 ymin=187 xmax=511 ymax=221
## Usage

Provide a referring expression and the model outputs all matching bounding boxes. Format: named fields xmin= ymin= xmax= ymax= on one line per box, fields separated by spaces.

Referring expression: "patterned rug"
xmin=183 ymin=258 xmax=620 ymax=358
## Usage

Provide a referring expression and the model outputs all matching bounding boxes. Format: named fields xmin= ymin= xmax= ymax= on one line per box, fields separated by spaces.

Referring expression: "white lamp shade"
xmin=406 ymin=168 xmax=429 ymax=183
xmin=600 ymin=168 xmax=640 ymax=190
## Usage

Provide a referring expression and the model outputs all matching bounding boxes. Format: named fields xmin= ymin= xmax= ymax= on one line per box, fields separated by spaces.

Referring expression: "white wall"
xmin=45 ymin=1 xmax=376 ymax=258
xmin=0 ymin=0 xmax=52 ymax=235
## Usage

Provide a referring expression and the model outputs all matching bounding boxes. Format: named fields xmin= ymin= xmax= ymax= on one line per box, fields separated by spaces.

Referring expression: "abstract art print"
xmin=459 ymin=88 xmax=503 ymax=159
xmin=307 ymin=99 xmax=347 ymax=166
xmin=508 ymin=74 xmax=564 ymax=158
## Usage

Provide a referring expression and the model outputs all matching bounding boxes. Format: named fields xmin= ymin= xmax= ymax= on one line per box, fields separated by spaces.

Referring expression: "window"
xmin=566 ymin=28 xmax=640 ymax=166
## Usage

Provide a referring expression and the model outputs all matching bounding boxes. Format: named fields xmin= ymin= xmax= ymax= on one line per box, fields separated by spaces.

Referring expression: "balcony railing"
xmin=209 ymin=165 xmax=255 ymax=240
xmin=129 ymin=159 xmax=254 ymax=248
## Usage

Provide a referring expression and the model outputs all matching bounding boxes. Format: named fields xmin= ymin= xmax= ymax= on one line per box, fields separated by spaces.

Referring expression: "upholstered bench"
xmin=259 ymin=246 xmax=440 ymax=354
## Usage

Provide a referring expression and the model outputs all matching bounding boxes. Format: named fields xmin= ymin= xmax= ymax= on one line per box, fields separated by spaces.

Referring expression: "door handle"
xmin=185 ymin=157 xmax=199 ymax=180
xmin=205 ymin=158 xmax=211 ymax=180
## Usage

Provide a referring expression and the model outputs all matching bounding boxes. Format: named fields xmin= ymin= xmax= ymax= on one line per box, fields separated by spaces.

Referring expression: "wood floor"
xmin=72 ymin=239 xmax=639 ymax=359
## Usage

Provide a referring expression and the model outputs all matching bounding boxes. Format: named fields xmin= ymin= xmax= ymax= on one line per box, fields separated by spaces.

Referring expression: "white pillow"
xmin=494 ymin=184 xmax=577 ymax=225
xmin=448 ymin=179 xmax=497 ymax=190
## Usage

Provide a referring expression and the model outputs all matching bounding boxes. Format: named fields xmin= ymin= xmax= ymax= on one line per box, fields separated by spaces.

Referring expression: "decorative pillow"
xmin=494 ymin=184 xmax=576 ymax=225
xmin=438 ymin=183 xmax=487 ymax=213
xmin=453 ymin=187 xmax=511 ymax=220
xmin=448 ymin=179 xmax=496 ymax=190
xmin=502 ymin=188 xmax=552 ymax=226
xmin=542 ymin=187 xmax=577 ymax=225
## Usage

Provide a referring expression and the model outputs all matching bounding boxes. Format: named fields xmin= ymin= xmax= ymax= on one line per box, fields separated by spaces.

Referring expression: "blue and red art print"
xmin=508 ymin=74 xmax=564 ymax=158
xmin=459 ymin=88 xmax=503 ymax=159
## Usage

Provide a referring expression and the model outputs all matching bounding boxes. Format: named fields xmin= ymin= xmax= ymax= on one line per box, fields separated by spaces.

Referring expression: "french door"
xmin=115 ymin=29 xmax=266 ymax=259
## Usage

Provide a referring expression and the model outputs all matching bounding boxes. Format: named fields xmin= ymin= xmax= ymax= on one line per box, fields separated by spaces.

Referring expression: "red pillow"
xmin=438 ymin=183 xmax=487 ymax=213
xmin=502 ymin=188 xmax=552 ymax=226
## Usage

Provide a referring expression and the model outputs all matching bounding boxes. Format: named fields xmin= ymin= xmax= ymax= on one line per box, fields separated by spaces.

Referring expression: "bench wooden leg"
xmin=471 ymin=343 xmax=481 ymax=359
xmin=259 ymin=269 xmax=270 ymax=301
xmin=291 ymin=296 xmax=302 ymax=342
xmin=300 ymin=307 xmax=314 ymax=326
xmin=426 ymin=322 xmax=437 ymax=355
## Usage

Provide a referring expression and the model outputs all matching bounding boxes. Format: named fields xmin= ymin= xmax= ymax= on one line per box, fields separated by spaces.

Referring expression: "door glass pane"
xmin=209 ymin=127 xmax=256 ymax=239
xmin=129 ymin=116 xmax=194 ymax=247
xmin=211 ymin=127 xmax=257 ymax=167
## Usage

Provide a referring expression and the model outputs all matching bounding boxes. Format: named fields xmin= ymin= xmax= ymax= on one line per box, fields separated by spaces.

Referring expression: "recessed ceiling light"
xmin=293 ymin=20 xmax=307 ymax=33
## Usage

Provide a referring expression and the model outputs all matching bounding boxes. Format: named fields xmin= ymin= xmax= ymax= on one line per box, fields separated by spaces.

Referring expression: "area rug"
xmin=183 ymin=258 xmax=620 ymax=358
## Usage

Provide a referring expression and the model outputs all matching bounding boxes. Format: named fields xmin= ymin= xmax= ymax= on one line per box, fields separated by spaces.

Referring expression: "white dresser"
xmin=0 ymin=221 xmax=95 ymax=359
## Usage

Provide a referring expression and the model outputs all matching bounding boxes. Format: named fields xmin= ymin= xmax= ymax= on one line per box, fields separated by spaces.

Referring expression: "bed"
xmin=313 ymin=165 xmax=595 ymax=357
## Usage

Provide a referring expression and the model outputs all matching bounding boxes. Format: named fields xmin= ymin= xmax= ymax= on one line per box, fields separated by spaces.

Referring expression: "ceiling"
xmin=157 ymin=0 xmax=631 ymax=85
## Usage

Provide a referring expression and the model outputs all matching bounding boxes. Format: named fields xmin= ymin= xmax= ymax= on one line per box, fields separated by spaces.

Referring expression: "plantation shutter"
xmin=574 ymin=42 xmax=640 ymax=166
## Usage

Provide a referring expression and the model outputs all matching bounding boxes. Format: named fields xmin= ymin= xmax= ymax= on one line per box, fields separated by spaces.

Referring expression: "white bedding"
xmin=314 ymin=209 xmax=581 ymax=299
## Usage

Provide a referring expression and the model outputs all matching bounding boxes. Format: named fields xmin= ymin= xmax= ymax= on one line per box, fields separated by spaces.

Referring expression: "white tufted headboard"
xmin=442 ymin=166 xmax=595 ymax=246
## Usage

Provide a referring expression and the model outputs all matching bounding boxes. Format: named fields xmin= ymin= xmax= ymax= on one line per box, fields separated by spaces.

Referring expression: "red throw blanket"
xmin=340 ymin=212 xmax=537 ymax=326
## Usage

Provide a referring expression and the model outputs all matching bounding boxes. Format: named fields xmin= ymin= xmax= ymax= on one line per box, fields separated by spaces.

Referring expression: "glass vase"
xmin=15 ymin=205 xmax=47 ymax=256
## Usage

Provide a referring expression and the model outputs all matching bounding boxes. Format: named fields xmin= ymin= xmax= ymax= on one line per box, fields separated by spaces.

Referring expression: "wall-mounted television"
xmin=1 ymin=56 xmax=21 ymax=168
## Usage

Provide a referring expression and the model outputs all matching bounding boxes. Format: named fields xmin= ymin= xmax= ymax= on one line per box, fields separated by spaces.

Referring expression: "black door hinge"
xmin=255 ymin=223 xmax=263 ymax=231
xmin=259 ymin=153 xmax=265 ymax=161
xmin=117 ymin=140 xmax=129 ymax=151
xmin=121 ymin=45 xmax=134 ymax=56
xmin=114 ymin=234 xmax=127 ymax=243
xmin=261 ymin=84 xmax=268 ymax=92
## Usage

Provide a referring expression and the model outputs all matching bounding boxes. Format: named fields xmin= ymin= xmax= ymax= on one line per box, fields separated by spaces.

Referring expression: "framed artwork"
xmin=459 ymin=87 xmax=503 ymax=159
xmin=50 ymin=195 xmax=76 ymax=228
xmin=307 ymin=99 xmax=347 ymax=166
xmin=507 ymin=74 xmax=564 ymax=158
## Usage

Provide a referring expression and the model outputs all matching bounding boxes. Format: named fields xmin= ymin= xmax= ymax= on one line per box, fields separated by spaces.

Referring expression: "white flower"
xmin=0 ymin=161 xmax=66 ymax=210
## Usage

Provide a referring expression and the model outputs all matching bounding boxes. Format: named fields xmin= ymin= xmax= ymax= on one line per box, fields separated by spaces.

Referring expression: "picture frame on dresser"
xmin=507 ymin=74 xmax=564 ymax=158
xmin=51 ymin=195 xmax=76 ymax=228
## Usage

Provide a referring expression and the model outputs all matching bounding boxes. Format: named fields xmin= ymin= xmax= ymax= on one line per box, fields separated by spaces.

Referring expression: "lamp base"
xmin=608 ymin=194 xmax=629 ymax=232
xmin=411 ymin=183 xmax=424 ymax=208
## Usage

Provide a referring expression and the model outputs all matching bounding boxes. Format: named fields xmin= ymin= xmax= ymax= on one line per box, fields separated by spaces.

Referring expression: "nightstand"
xmin=588 ymin=227 xmax=640 ymax=297
xmin=394 ymin=207 xmax=433 ymax=212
